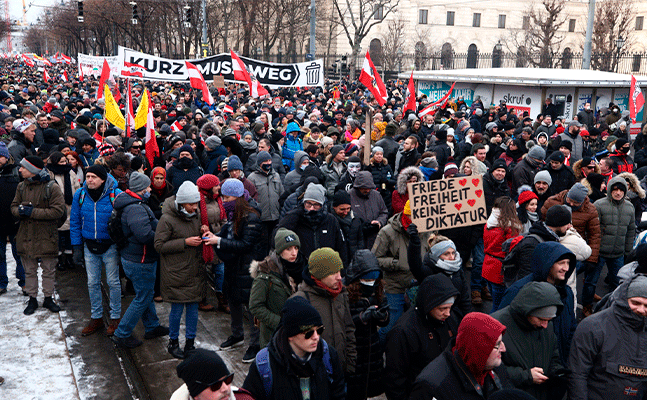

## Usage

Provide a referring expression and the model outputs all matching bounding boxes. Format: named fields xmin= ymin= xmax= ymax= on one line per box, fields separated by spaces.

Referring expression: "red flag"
xmin=358 ymin=51 xmax=387 ymax=106
xmin=145 ymin=89 xmax=160 ymax=168
xmin=230 ymin=50 xmax=269 ymax=98
xmin=43 ymin=69 xmax=50 ymax=83
xmin=630 ymin=75 xmax=645 ymax=124
xmin=418 ymin=82 xmax=457 ymax=117
xmin=121 ymin=61 xmax=146 ymax=78
xmin=170 ymin=120 xmax=183 ymax=132
xmin=61 ymin=71 xmax=68 ymax=82
xmin=223 ymin=104 xmax=234 ymax=114
xmin=98 ymin=59 xmax=111 ymax=100
xmin=60 ymin=53 xmax=71 ymax=64
xmin=70 ymin=121 xmax=77 ymax=130
xmin=403 ymin=71 xmax=417 ymax=113
xmin=185 ymin=61 xmax=215 ymax=105
xmin=79 ymin=67 xmax=84 ymax=82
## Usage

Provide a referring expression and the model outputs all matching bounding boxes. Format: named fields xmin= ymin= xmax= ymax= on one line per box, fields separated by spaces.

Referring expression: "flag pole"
xmin=364 ymin=105 xmax=372 ymax=166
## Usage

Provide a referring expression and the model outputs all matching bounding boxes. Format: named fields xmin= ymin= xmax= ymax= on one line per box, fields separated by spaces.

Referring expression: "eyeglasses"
xmin=196 ymin=373 xmax=234 ymax=392
xmin=130 ymin=145 xmax=141 ymax=149
xmin=302 ymin=326 xmax=325 ymax=339
xmin=584 ymin=165 xmax=595 ymax=169
xmin=304 ymin=201 xmax=322 ymax=210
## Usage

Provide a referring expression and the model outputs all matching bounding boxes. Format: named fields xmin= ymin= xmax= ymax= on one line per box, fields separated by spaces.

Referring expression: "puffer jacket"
xmin=594 ymin=176 xmax=636 ymax=258
xmin=11 ymin=169 xmax=65 ymax=258
xmin=568 ymin=275 xmax=647 ymax=400
xmin=7 ymin=130 xmax=33 ymax=164
xmin=247 ymin=168 xmax=284 ymax=222
xmin=372 ymin=213 xmax=430 ymax=294
xmin=282 ymin=135 xmax=302 ymax=171
xmin=166 ymin=160 xmax=204 ymax=195
xmin=545 ymin=164 xmax=576 ymax=196
xmin=609 ymin=151 xmax=634 ymax=174
xmin=244 ymin=148 xmax=286 ymax=182
xmin=294 ymin=273 xmax=357 ymax=374
xmin=511 ymin=157 xmax=542 ymax=194
xmin=320 ymin=156 xmax=346 ymax=199
xmin=482 ymin=215 xmax=518 ymax=285
xmin=618 ymin=172 xmax=646 ymax=225
xmin=541 ymin=190 xmax=601 ymax=263
xmin=154 ymin=196 xmax=205 ymax=303
xmin=113 ymin=190 xmax=159 ymax=264
xmin=283 ymin=151 xmax=309 ymax=189
xmin=366 ymin=158 xmax=395 ymax=211
xmin=0 ymin=161 xmax=20 ymax=236
xmin=392 ymin=166 xmax=424 ymax=214
xmin=70 ymin=174 xmax=122 ymax=245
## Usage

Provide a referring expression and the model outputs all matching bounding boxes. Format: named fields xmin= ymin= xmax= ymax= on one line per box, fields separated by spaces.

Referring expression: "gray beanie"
xmin=628 ymin=275 xmax=647 ymax=299
xmin=530 ymin=305 xmax=558 ymax=319
xmin=204 ymin=135 xmax=221 ymax=150
xmin=257 ymin=151 xmax=272 ymax=165
xmin=175 ymin=181 xmax=200 ymax=204
xmin=567 ymin=183 xmax=588 ymax=204
xmin=129 ymin=172 xmax=151 ymax=193
xmin=429 ymin=240 xmax=456 ymax=263
xmin=303 ymin=183 xmax=326 ymax=205
xmin=527 ymin=146 xmax=546 ymax=161
xmin=534 ymin=170 xmax=552 ymax=185
xmin=372 ymin=146 xmax=384 ymax=155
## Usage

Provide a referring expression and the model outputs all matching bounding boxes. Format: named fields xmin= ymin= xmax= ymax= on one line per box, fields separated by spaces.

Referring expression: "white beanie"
xmin=175 ymin=181 xmax=200 ymax=204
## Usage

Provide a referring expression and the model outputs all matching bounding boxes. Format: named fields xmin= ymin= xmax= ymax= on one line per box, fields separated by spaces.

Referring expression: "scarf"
xmin=527 ymin=210 xmax=539 ymax=223
xmin=401 ymin=213 xmax=412 ymax=230
xmin=151 ymin=167 xmax=167 ymax=197
xmin=223 ymin=200 xmax=236 ymax=220
xmin=313 ymin=276 xmax=343 ymax=297
xmin=199 ymin=192 xmax=214 ymax=264
xmin=48 ymin=163 xmax=73 ymax=205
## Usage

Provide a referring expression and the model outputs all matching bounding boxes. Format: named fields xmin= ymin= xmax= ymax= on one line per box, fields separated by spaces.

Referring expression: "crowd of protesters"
xmin=3 ymin=59 xmax=647 ymax=399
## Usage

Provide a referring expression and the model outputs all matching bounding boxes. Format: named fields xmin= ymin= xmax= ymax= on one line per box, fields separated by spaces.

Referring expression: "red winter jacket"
xmin=482 ymin=226 xmax=517 ymax=285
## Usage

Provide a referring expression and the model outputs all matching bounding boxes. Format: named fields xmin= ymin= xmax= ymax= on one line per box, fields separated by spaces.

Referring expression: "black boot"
xmin=24 ymin=297 xmax=38 ymax=315
xmin=43 ymin=297 xmax=61 ymax=313
xmin=167 ymin=339 xmax=184 ymax=359
xmin=184 ymin=338 xmax=196 ymax=356
xmin=64 ymin=253 xmax=75 ymax=270
xmin=56 ymin=255 xmax=66 ymax=271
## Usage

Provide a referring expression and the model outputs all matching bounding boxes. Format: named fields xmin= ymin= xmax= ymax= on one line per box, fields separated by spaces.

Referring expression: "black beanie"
xmin=280 ymin=296 xmax=323 ymax=338
xmin=616 ymin=138 xmax=629 ymax=149
xmin=586 ymin=172 xmax=605 ymax=190
xmin=635 ymin=243 xmax=647 ymax=273
xmin=491 ymin=158 xmax=507 ymax=174
xmin=86 ymin=164 xmax=108 ymax=181
xmin=333 ymin=190 xmax=351 ymax=207
xmin=176 ymin=349 xmax=230 ymax=397
xmin=549 ymin=151 xmax=565 ymax=163
xmin=545 ymin=205 xmax=571 ymax=227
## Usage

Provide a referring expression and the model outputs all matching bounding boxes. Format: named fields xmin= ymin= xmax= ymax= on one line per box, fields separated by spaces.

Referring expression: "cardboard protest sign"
xmin=213 ymin=75 xmax=225 ymax=88
xmin=407 ymin=175 xmax=487 ymax=232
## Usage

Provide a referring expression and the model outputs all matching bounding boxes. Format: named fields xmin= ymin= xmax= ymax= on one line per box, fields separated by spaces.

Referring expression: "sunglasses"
xmin=130 ymin=145 xmax=141 ymax=149
xmin=584 ymin=165 xmax=595 ymax=169
xmin=196 ymin=373 xmax=234 ymax=392
xmin=302 ymin=326 xmax=325 ymax=339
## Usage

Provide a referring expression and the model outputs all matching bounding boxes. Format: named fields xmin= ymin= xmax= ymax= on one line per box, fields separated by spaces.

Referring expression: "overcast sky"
xmin=9 ymin=0 xmax=58 ymax=25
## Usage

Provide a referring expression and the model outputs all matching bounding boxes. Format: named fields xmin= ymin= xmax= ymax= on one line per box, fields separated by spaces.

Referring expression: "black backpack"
xmin=107 ymin=199 xmax=141 ymax=250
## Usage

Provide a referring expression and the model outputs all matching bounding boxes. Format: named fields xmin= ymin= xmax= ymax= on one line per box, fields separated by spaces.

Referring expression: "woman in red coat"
xmin=482 ymin=196 xmax=521 ymax=312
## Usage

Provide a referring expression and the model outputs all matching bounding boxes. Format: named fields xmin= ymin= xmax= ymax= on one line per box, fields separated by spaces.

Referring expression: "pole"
xmin=364 ymin=107 xmax=372 ymax=166
xmin=201 ymin=0 xmax=208 ymax=57
xmin=582 ymin=0 xmax=595 ymax=69
xmin=309 ymin=0 xmax=316 ymax=56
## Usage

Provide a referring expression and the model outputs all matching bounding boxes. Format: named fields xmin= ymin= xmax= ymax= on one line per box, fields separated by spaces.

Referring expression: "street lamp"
xmin=615 ymin=36 xmax=625 ymax=72
xmin=397 ymin=48 xmax=402 ymax=73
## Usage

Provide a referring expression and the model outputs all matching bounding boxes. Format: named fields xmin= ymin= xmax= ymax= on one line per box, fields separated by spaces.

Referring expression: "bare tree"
xmin=380 ymin=16 xmax=406 ymax=71
xmin=508 ymin=0 xmax=568 ymax=68
xmin=331 ymin=0 xmax=400 ymax=78
xmin=588 ymin=0 xmax=635 ymax=72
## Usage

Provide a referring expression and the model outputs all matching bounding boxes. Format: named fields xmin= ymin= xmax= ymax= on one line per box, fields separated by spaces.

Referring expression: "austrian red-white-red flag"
xmin=419 ymin=82 xmax=457 ymax=117
xmin=358 ymin=51 xmax=387 ymax=106
xmin=43 ymin=69 xmax=51 ymax=83
xmin=145 ymin=90 xmax=160 ymax=168
xmin=122 ymin=62 xmax=146 ymax=78
xmin=170 ymin=120 xmax=183 ymax=132
xmin=230 ymin=50 xmax=269 ymax=98
xmin=60 ymin=53 xmax=71 ymax=64
xmin=70 ymin=121 xmax=77 ymax=130
xmin=403 ymin=71 xmax=417 ymax=113
xmin=61 ymin=71 xmax=69 ymax=82
xmin=630 ymin=75 xmax=645 ymax=124
xmin=22 ymin=55 xmax=34 ymax=67
xmin=98 ymin=59 xmax=112 ymax=100
xmin=185 ymin=61 xmax=214 ymax=105
xmin=223 ymin=104 xmax=234 ymax=114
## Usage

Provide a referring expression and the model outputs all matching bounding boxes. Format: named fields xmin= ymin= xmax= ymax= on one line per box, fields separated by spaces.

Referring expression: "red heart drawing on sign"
xmin=472 ymin=178 xmax=480 ymax=187
xmin=468 ymin=199 xmax=476 ymax=207
xmin=475 ymin=190 xmax=483 ymax=198
xmin=454 ymin=203 xmax=462 ymax=211
xmin=459 ymin=179 xmax=467 ymax=186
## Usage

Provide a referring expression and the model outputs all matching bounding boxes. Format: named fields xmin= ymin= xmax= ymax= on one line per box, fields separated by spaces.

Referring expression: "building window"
xmin=498 ymin=14 xmax=506 ymax=29
xmin=447 ymin=11 xmax=455 ymax=26
xmin=637 ymin=16 xmax=644 ymax=31
xmin=473 ymin=13 xmax=481 ymax=27
xmin=633 ymin=54 xmax=642 ymax=72
xmin=522 ymin=16 xmax=530 ymax=30
xmin=419 ymin=9 xmax=428 ymax=25
xmin=569 ymin=19 xmax=576 ymax=32
xmin=374 ymin=5 xmax=384 ymax=20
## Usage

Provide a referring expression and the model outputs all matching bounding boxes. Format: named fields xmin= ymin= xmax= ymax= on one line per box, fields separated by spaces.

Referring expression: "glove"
xmin=373 ymin=307 xmax=389 ymax=322
xmin=18 ymin=204 xmax=33 ymax=218
xmin=406 ymin=223 xmax=419 ymax=236
xmin=360 ymin=305 xmax=379 ymax=324
xmin=72 ymin=245 xmax=84 ymax=266
xmin=363 ymin=222 xmax=380 ymax=235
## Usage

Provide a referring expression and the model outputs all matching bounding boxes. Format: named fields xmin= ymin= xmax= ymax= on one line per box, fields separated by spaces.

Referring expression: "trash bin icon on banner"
xmin=305 ymin=62 xmax=320 ymax=86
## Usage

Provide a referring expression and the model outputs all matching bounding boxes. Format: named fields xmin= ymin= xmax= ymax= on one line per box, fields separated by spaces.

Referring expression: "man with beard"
xmin=557 ymin=121 xmax=584 ymax=163
xmin=533 ymin=170 xmax=553 ymax=211
xmin=396 ymin=135 xmax=422 ymax=173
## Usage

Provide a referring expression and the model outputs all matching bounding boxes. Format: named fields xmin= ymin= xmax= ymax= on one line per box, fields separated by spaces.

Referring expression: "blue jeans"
xmin=379 ymin=292 xmax=405 ymax=345
xmin=470 ymin=238 xmax=485 ymax=291
xmin=0 ymin=233 xmax=25 ymax=289
xmin=114 ymin=259 xmax=160 ymax=339
xmin=583 ymin=256 xmax=624 ymax=305
xmin=85 ymin=244 xmax=121 ymax=319
xmin=487 ymin=281 xmax=507 ymax=313
xmin=213 ymin=262 xmax=224 ymax=292
xmin=169 ymin=302 xmax=199 ymax=340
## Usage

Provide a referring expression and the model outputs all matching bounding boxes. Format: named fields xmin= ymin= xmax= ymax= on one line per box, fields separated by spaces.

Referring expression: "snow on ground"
xmin=0 ymin=244 xmax=80 ymax=400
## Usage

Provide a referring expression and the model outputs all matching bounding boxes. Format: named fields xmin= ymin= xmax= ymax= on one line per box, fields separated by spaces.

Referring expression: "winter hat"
xmin=530 ymin=304 xmax=558 ymax=319
xmin=308 ymin=247 xmax=344 ymax=280
xmin=196 ymin=174 xmax=220 ymax=191
xmin=567 ymin=183 xmax=588 ymax=204
xmin=586 ymin=172 xmax=605 ymax=190
xmin=517 ymin=186 xmax=538 ymax=205
xmin=345 ymin=143 xmax=358 ymax=156
xmin=14 ymin=119 xmax=33 ymax=133
xmin=444 ymin=162 xmax=459 ymax=178
xmin=545 ymin=205 xmax=571 ymax=227
xmin=227 ymin=155 xmax=243 ymax=171
xmin=559 ymin=140 xmax=573 ymax=151
xmin=420 ymin=157 xmax=439 ymax=170
xmin=129 ymin=172 xmax=151 ymax=193
xmin=178 ymin=144 xmax=195 ymax=157
xmin=403 ymin=200 xmax=411 ymax=216
xmin=280 ymin=296 xmax=323 ymax=338
xmin=320 ymin=136 xmax=334 ymax=148
xmin=221 ymin=178 xmax=245 ymax=198
xmin=628 ymin=275 xmax=647 ymax=299
xmin=257 ymin=151 xmax=272 ymax=165
xmin=548 ymin=151 xmax=565 ymax=163
xmin=0 ymin=142 xmax=10 ymax=159
xmin=274 ymin=228 xmax=301 ymax=255
xmin=616 ymin=138 xmax=630 ymax=150
xmin=527 ymin=145 xmax=545 ymax=161
xmin=175 ymin=181 xmax=200 ymax=204
xmin=86 ymin=164 xmax=108 ymax=181
xmin=20 ymin=156 xmax=44 ymax=175
xmin=286 ymin=122 xmax=300 ymax=134
xmin=491 ymin=158 xmax=508 ymax=174
xmin=50 ymin=109 xmax=65 ymax=120
xmin=330 ymin=145 xmax=344 ymax=159
xmin=303 ymin=183 xmax=326 ymax=205
xmin=98 ymin=143 xmax=115 ymax=157
xmin=454 ymin=312 xmax=506 ymax=385
xmin=371 ymin=146 xmax=384 ymax=155
xmin=534 ymin=170 xmax=552 ymax=185
xmin=176 ymin=349 xmax=230 ymax=398
xmin=204 ymin=135 xmax=221 ymax=150
xmin=429 ymin=240 xmax=457 ymax=263
xmin=332 ymin=190 xmax=351 ymax=207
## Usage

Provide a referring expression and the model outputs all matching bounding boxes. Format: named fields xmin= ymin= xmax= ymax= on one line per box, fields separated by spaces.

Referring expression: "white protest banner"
xmin=407 ymin=175 xmax=487 ymax=232
xmin=117 ymin=46 xmax=324 ymax=88
xmin=77 ymin=53 xmax=120 ymax=78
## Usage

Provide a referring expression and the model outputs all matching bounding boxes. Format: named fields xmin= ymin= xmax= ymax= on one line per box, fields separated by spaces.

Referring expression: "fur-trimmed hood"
xmin=249 ymin=252 xmax=281 ymax=278
xmin=572 ymin=158 xmax=601 ymax=181
xmin=396 ymin=166 xmax=424 ymax=194
xmin=200 ymin=121 xmax=220 ymax=140
xmin=459 ymin=156 xmax=488 ymax=176
xmin=618 ymin=172 xmax=646 ymax=198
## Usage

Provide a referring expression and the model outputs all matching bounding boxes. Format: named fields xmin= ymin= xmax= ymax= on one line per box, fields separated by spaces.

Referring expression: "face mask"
xmin=177 ymin=156 xmax=193 ymax=168
xmin=585 ymin=105 xmax=590 ymax=110
xmin=621 ymin=147 xmax=630 ymax=154
xmin=141 ymin=191 xmax=151 ymax=201
xmin=360 ymin=282 xmax=376 ymax=297
xmin=303 ymin=208 xmax=324 ymax=225
xmin=179 ymin=207 xmax=196 ymax=218
xmin=261 ymin=163 xmax=272 ymax=172
xmin=347 ymin=162 xmax=361 ymax=177
xmin=300 ymin=163 xmax=309 ymax=171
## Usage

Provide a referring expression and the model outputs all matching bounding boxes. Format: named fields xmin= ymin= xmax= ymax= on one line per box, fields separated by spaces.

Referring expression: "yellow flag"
xmin=104 ymin=84 xmax=125 ymax=130
xmin=134 ymin=89 xmax=149 ymax=130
